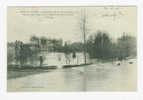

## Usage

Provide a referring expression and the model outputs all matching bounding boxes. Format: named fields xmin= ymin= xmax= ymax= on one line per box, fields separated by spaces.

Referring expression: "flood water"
xmin=7 ymin=59 xmax=137 ymax=92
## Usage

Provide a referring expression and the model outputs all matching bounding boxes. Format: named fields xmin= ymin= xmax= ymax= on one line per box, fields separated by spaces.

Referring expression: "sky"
xmin=7 ymin=6 xmax=137 ymax=43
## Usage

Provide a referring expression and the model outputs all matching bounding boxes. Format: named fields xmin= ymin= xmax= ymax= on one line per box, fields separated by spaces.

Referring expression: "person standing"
xmin=40 ymin=56 xmax=43 ymax=67
xmin=72 ymin=51 xmax=76 ymax=64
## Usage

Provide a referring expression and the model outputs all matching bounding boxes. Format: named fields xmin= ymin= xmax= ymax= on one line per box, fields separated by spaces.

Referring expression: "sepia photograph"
xmin=7 ymin=6 xmax=137 ymax=92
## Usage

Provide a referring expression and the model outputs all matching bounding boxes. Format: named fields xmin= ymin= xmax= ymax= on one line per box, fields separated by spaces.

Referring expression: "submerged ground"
xmin=7 ymin=59 xmax=137 ymax=92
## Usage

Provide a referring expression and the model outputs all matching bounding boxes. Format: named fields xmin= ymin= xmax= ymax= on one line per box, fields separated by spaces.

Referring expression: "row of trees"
xmin=7 ymin=36 xmax=84 ymax=66
xmin=86 ymin=31 xmax=136 ymax=60
xmin=29 ymin=35 xmax=85 ymax=53
xmin=7 ymin=31 xmax=136 ymax=66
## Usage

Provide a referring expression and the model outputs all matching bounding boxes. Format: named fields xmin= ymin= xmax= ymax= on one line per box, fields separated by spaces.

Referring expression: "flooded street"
xmin=7 ymin=60 xmax=137 ymax=92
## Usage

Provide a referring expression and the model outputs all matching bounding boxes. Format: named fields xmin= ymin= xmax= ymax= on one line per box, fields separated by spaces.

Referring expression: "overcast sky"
xmin=7 ymin=6 xmax=137 ymax=43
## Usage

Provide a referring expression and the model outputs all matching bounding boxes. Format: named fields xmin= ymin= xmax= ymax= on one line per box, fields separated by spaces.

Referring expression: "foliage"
xmin=7 ymin=32 xmax=136 ymax=67
xmin=7 ymin=43 xmax=15 ymax=65
xmin=86 ymin=31 xmax=136 ymax=60
xmin=117 ymin=34 xmax=137 ymax=60
xmin=87 ymin=31 xmax=112 ymax=59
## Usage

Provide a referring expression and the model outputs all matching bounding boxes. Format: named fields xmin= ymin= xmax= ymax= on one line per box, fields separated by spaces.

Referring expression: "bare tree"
xmin=79 ymin=8 xmax=89 ymax=91
xmin=80 ymin=8 xmax=88 ymax=64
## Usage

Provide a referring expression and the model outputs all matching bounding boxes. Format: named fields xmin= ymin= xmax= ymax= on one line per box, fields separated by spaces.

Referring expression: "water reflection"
xmin=7 ymin=60 xmax=136 ymax=91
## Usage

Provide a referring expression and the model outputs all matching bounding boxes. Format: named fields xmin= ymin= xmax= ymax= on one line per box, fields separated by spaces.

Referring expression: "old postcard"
xmin=7 ymin=6 xmax=137 ymax=92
